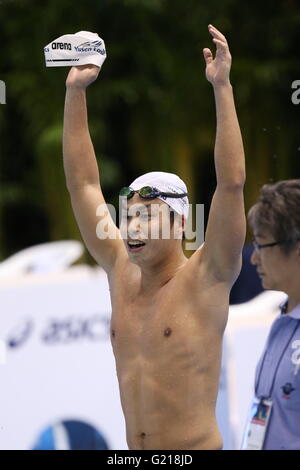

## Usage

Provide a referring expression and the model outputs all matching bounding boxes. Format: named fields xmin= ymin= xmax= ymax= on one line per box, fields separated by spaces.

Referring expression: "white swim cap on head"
xmin=129 ymin=171 xmax=189 ymax=220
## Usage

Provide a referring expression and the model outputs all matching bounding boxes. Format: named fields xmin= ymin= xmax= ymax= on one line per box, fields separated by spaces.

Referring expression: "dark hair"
xmin=248 ymin=179 xmax=300 ymax=255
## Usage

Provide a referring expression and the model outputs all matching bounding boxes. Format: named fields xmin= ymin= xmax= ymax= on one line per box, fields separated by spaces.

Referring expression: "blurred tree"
xmin=0 ymin=0 xmax=299 ymax=260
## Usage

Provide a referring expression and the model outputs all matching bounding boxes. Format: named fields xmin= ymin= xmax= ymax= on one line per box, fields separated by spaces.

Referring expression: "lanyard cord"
xmin=255 ymin=320 xmax=300 ymax=398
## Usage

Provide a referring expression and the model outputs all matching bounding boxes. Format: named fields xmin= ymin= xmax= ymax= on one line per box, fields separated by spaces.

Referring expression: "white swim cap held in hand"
xmin=44 ymin=31 xmax=106 ymax=68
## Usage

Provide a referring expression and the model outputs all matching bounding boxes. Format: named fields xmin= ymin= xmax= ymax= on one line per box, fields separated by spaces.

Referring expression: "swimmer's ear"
xmin=203 ymin=48 xmax=213 ymax=65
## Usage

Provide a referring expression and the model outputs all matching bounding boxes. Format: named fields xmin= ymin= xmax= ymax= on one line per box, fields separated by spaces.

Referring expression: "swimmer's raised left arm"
xmin=199 ymin=25 xmax=246 ymax=284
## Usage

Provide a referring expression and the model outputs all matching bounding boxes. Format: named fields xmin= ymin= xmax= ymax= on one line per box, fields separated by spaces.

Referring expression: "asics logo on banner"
xmin=75 ymin=40 xmax=106 ymax=55
xmin=51 ymin=42 xmax=72 ymax=50
xmin=7 ymin=320 xmax=33 ymax=349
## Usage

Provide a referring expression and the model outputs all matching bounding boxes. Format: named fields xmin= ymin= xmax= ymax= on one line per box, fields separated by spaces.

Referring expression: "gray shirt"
xmin=255 ymin=299 xmax=300 ymax=450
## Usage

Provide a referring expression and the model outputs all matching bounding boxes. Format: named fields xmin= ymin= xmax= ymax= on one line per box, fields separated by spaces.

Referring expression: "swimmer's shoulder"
xmin=183 ymin=242 xmax=233 ymax=288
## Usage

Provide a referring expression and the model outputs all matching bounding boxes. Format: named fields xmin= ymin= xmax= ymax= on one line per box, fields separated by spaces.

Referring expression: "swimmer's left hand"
xmin=203 ymin=25 xmax=232 ymax=87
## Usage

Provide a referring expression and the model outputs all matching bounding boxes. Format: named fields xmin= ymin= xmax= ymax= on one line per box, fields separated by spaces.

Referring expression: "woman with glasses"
xmin=242 ymin=179 xmax=300 ymax=450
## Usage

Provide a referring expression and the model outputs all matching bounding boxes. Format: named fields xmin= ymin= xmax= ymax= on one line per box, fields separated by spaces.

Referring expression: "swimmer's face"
xmin=250 ymin=229 xmax=298 ymax=291
xmin=120 ymin=194 xmax=183 ymax=263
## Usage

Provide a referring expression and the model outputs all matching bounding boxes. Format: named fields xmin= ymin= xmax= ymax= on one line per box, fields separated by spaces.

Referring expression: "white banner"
xmin=0 ymin=265 xmax=127 ymax=450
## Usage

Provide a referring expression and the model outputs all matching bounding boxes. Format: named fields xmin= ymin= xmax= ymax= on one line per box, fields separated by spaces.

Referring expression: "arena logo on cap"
xmin=51 ymin=42 xmax=72 ymax=50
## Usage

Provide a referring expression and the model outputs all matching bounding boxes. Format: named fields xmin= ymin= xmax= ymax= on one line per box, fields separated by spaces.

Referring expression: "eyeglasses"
xmin=119 ymin=186 xmax=188 ymax=200
xmin=252 ymin=238 xmax=300 ymax=252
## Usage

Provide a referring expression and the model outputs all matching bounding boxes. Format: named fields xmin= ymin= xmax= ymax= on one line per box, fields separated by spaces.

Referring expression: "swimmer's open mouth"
xmin=127 ymin=240 xmax=146 ymax=251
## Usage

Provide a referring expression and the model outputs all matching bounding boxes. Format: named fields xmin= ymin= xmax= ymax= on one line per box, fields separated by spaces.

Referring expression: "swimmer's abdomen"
xmin=112 ymin=318 xmax=223 ymax=450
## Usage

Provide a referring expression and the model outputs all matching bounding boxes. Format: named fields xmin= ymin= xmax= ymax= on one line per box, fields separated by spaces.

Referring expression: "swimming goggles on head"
xmin=119 ymin=186 xmax=188 ymax=200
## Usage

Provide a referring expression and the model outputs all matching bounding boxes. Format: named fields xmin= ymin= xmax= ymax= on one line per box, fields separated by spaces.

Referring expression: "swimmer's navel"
xmin=140 ymin=432 xmax=146 ymax=439
xmin=164 ymin=327 xmax=172 ymax=337
xmin=111 ymin=329 xmax=115 ymax=339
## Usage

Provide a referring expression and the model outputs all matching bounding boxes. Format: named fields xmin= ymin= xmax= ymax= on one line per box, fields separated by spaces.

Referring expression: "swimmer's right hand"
xmin=66 ymin=64 xmax=101 ymax=89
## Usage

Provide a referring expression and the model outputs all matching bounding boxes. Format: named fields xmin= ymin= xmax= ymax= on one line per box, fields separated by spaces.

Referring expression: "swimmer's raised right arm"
xmin=63 ymin=65 xmax=126 ymax=273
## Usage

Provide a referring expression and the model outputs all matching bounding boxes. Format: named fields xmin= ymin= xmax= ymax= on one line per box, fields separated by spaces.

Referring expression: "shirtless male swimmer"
xmin=62 ymin=25 xmax=246 ymax=450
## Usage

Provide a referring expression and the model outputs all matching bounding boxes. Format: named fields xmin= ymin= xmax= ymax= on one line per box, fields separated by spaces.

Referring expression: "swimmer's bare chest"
xmin=108 ymin=257 xmax=228 ymax=449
